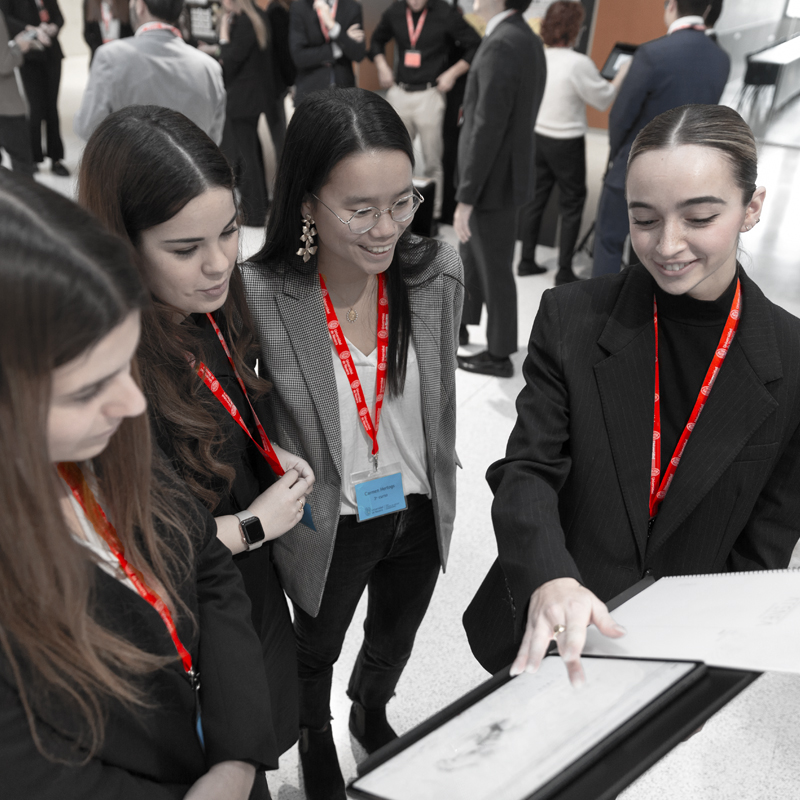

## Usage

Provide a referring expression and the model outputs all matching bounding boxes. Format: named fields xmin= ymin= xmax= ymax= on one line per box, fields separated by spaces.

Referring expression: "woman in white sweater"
xmin=518 ymin=0 xmax=629 ymax=284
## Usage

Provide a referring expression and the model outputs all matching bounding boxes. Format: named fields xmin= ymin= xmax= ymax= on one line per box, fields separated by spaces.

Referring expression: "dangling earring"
xmin=297 ymin=215 xmax=318 ymax=263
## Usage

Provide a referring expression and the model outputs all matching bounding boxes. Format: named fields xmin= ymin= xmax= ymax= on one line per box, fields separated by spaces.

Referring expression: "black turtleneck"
xmin=654 ymin=270 xmax=739 ymax=479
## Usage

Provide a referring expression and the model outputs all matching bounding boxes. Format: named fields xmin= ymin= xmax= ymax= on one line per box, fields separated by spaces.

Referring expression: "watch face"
xmin=241 ymin=516 xmax=266 ymax=545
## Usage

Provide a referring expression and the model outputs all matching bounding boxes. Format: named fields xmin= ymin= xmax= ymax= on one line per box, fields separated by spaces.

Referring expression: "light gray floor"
xmin=25 ymin=54 xmax=800 ymax=800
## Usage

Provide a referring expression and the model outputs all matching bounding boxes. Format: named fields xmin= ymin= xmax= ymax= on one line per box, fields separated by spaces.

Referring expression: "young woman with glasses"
xmin=243 ymin=87 xmax=463 ymax=800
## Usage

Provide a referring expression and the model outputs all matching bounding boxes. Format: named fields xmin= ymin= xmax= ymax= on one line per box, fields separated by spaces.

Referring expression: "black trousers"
xmin=519 ymin=134 xmax=587 ymax=272
xmin=292 ymin=495 xmax=440 ymax=729
xmin=0 ymin=114 xmax=35 ymax=174
xmin=20 ymin=55 xmax=64 ymax=163
xmin=221 ymin=115 xmax=269 ymax=226
xmin=460 ymin=205 xmax=518 ymax=358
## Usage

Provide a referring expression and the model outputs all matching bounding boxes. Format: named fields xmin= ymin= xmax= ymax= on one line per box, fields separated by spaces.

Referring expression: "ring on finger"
xmin=298 ymin=496 xmax=306 ymax=509
xmin=552 ymin=624 xmax=566 ymax=638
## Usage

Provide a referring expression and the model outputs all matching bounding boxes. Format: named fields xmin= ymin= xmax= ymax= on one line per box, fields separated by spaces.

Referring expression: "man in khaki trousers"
xmin=369 ymin=0 xmax=480 ymax=221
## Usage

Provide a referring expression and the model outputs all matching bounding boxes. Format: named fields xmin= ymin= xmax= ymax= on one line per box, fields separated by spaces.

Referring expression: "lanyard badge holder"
xmin=404 ymin=8 xmax=427 ymax=68
xmin=320 ymin=273 xmax=407 ymax=522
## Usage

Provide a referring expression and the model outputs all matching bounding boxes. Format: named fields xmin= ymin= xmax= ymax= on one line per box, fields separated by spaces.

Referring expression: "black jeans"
xmin=0 ymin=115 xmax=35 ymax=174
xmin=293 ymin=495 xmax=440 ymax=729
xmin=519 ymin=134 xmax=587 ymax=271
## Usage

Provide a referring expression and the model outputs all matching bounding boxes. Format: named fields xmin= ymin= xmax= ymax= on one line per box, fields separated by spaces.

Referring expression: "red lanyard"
xmin=649 ymin=279 xmax=741 ymax=520
xmin=57 ymin=462 xmax=195 ymax=680
xmin=406 ymin=7 xmax=428 ymax=49
xmin=316 ymin=0 xmax=338 ymax=42
xmin=135 ymin=21 xmax=183 ymax=38
xmin=196 ymin=313 xmax=285 ymax=477
xmin=320 ymin=273 xmax=388 ymax=460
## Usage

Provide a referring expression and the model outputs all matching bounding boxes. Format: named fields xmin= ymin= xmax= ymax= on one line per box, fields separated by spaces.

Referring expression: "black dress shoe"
xmin=457 ymin=350 xmax=513 ymax=378
xmin=517 ymin=258 xmax=547 ymax=276
xmin=51 ymin=160 xmax=70 ymax=177
xmin=349 ymin=702 xmax=398 ymax=754
xmin=555 ymin=269 xmax=581 ymax=285
xmin=459 ymin=324 xmax=469 ymax=346
xmin=298 ymin=724 xmax=346 ymax=800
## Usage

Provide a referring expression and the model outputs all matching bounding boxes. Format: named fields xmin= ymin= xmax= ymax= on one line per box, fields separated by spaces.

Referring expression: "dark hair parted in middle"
xmin=78 ymin=105 xmax=269 ymax=511
xmin=627 ymin=104 xmax=758 ymax=206
xmin=252 ymin=87 xmax=437 ymax=396
xmin=540 ymin=0 xmax=584 ymax=46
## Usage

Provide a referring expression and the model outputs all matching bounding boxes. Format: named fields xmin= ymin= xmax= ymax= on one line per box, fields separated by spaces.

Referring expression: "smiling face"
xmin=626 ymin=145 xmax=765 ymax=301
xmin=136 ymin=187 xmax=239 ymax=317
xmin=302 ymin=149 xmax=415 ymax=282
xmin=47 ymin=311 xmax=146 ymax=463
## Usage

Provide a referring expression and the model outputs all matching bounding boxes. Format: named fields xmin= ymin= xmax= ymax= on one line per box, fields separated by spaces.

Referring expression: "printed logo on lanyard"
xmin=57 ymin=462 xmax=206 ymax=748
xmin=320 ymin=273 xmax=407 ymax=521
xmin=135 ymin=21 xmax=183 ymax=38
xmin=649 ymin=279 xmax=742 ymax=524
xmin=404 ymin=7 xmax=427 ymax=68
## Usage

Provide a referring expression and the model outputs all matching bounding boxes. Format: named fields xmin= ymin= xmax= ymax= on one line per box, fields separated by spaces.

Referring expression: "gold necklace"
xmin=325 ymin=275 xmax=374 ymax=323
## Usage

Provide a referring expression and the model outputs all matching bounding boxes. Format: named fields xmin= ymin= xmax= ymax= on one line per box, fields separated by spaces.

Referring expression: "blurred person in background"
xmin=369 ymin=0 xmax=481 ymax=224
xmin=289 ymin=0 xmax=364 ymax=106
xmin=82 ymin=0 xmax=133 ymax=62
xmin=0 ymin=8 xmax=35 ymax=173
xmin=0 ymin=0 xmax=69 ymax=175
xmin=200 ymin=0 xmax=271 ymax=225
xmin=74 ymin=0 xmax=226 ymax=144
xmin=260 ymin=0 xmax=294 ymax=159
xmin=517 ymin=0 xmax=629 ymax=285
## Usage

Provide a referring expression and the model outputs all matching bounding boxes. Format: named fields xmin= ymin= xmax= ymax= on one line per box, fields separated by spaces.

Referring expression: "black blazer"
xmin=464 ymin=266 xmax=800 ymax=673
xmin=605 ymin=29 xmax=729 ymax=190
xmin=220 ymin=12 xmax=270 ymax=119
xmin=0 ymin=477 xmax=275 ymax=798
xmin=456 ymin=12 xmax=545 ymax=210
xmin=289 ymin=0 xmax=364 ymax=105
xmin=0 ymin=0 xmax=64 ymax=59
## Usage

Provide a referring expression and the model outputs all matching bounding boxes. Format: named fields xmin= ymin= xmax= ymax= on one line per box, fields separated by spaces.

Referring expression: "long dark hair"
xmin=251 ymin=87 xmax=437 ymax=395
xmin=78 ymin=105 xmax=270 ymax=511
xmin=628 ymin=105 xmax=758 ymax=205
xmin=0 ymin=170 xmax=195 ymax=761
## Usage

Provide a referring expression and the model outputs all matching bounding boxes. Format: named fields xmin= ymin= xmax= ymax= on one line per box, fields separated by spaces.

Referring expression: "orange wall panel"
xmin=587 ymin=0 xmax=667 ymax=129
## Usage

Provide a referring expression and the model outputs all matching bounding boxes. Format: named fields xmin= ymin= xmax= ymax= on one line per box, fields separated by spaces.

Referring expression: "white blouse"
xmin=332 ymin=337 xmax=431 ymax=516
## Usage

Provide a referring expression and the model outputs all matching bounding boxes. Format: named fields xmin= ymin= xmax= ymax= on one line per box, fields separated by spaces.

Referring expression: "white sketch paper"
xmin=352 ymin=657 xmax=695 ymax=800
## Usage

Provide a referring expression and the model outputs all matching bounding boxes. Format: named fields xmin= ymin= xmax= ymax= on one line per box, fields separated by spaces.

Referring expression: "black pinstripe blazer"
xmin=465 ymin=265 xmax=800 ymax=672
xmin=240 ymin=239 xmax=463 ymax=616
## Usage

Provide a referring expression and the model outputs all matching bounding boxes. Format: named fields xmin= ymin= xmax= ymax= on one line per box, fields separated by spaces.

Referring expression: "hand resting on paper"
xmin=510 ymin=577 xmax=626 ymax=687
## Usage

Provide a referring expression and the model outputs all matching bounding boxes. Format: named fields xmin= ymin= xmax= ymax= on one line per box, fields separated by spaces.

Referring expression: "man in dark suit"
xmin=289 ymin=0 xmax=365 ymax=106
xmin=591 ymin=0 xmax=730 ymax=277
xmin=454 ymin=0 xmax=545 ymax=378
xmin=0 ymin=0 xmax=68 ymax=174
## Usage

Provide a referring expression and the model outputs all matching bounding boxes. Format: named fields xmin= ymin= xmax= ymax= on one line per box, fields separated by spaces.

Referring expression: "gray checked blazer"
xmin=240 ymin=239 xmax=463 ymax=616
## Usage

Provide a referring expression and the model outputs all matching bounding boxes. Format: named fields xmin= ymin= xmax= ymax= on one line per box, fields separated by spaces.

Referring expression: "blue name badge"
xmin=352 ymin=463 xmax=407 ymax=522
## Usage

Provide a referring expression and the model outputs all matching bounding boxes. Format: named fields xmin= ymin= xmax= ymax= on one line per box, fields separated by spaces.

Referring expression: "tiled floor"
xmin=23 ymin=55 xmax=800 ymax=800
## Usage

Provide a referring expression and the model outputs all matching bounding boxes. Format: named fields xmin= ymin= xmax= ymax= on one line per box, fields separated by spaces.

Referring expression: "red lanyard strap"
xmin=316 ymin=0 xmax=339 ymax=43
xmin=406 ymin=7 xmax=427 ymax=49
xmin=650 ymin=279 xmax=741 ymax=520
xmin=320 ymin=273 xmax=388 ymax=460
xmin=196 ymin=313 xmax=284 ymax=477
xmin=135 ymin=21 xmax=183 ymax=38
xmin=57 ymin=462 xmax=195 ymax=678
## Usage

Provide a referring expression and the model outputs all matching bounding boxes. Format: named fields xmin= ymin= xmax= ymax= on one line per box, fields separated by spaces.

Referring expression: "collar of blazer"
xmin=593 ymin=265 xmax=781 ymax=560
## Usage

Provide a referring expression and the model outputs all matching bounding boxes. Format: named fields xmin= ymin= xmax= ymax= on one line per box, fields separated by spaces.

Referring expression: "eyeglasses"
xmin=312 ymin=190 xmax=424 ymax=235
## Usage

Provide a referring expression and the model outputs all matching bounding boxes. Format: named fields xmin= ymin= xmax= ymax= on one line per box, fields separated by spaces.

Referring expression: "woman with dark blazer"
xmin=288 ymin=0 xmax=364 ymax=106
xmin=242 ymin=88 xmax=462 ymax=800
xmin=78 ymin=106 xmax=315 ymax=793
xmin=464 ymin=105 xmax=800 ymax=681
xmin=0 ymin=170 xmax=273 ymax=798
xmin=201 ymin=0 xmax=271 ymax=225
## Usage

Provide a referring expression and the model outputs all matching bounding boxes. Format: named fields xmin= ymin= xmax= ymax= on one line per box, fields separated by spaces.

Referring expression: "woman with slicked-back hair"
xmin=244 ymin=87 xmax=463 ymax=800
xmin=0 ymin=170 xmax=273 ymax=798
xmin=466 ymin=104 xmax=800 ymax=687
xmin=78 ymin=105 xmax=311 ymax=787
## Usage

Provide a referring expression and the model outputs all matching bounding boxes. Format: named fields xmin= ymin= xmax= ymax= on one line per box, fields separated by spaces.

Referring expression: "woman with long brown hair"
xmin=0 ymin=169 xmax=273 ymax=797
xmin=78 ymin=105 xmax=313 ymax=787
